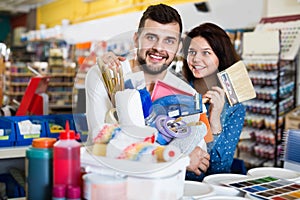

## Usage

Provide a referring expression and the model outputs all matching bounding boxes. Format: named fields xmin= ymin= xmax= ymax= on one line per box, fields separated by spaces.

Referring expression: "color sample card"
xmin=255 ymin=20 xmax=300 ymax=60
xmin=222 ymin=176 xmax=300 ymax=200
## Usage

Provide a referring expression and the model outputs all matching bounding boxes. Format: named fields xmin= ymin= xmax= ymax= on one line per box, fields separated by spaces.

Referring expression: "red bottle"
xmin=53 ymin=121 xmax=81 ymax=187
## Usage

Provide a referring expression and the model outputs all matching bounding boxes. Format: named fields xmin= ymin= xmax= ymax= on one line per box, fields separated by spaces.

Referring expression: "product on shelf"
xmin=238 ymin=28 xmax=297 ymax=168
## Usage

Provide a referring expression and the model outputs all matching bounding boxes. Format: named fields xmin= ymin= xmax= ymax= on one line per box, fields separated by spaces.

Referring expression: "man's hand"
xmin=187 ymin=146 xmax=210 ymax=176
xmin=100 ymin=52 xmax=126 ymax=69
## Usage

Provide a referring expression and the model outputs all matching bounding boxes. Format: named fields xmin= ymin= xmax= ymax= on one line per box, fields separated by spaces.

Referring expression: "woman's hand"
xmin=187 ymin=146 xmax=210 ymax=176
xmin=204 ymin=86 xmax=225 ymax=134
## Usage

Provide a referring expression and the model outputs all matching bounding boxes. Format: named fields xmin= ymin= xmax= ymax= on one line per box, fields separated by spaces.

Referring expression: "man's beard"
xmin=137 ymin=52 xmax=170 ymax=75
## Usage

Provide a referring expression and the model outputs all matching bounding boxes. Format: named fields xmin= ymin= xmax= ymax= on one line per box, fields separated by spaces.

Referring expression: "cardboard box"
xmin=285 ymin=106 xmax=300 ymax=130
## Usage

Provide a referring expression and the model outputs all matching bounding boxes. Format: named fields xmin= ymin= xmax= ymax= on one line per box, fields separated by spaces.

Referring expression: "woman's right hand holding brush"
xmin=204 ymin=86 xmax=225 ymax=135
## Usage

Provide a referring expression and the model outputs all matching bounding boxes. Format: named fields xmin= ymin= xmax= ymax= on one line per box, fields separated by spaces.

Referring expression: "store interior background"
xmin=0 ymin=0 xmax=299 ymax=198
xmin=1 ymin=0 xmax=300 ymax=104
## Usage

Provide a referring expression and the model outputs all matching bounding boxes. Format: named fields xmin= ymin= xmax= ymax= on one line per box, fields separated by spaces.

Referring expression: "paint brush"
xmin=217 ymin=60 xmax=256 ymax=106
xmin=97 ymin=57 xmax=125 ymax=106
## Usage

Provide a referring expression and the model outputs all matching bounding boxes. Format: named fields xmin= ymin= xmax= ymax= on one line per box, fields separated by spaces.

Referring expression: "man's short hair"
xmin=138 ymin=3 xmax=183 ymax=34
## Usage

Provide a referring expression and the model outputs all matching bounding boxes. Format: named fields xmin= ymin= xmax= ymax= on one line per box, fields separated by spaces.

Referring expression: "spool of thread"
xmin=153 ymin=145 xmax=180 ymax=162
xmin=115 ymin=89 xmax=145 ymax=127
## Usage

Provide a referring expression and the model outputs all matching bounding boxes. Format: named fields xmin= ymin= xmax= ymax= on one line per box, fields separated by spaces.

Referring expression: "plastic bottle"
xmin=53 ymin=121 xmax=81 ymax=187
xmin=52 ymin=184 xmax=66 ymax=200
xmin=26 ymin=137 xmax=57 ymax=200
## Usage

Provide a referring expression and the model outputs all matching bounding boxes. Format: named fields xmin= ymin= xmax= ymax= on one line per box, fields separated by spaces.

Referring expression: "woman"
xmin=182 ymin=22 xmax=246 ymax=181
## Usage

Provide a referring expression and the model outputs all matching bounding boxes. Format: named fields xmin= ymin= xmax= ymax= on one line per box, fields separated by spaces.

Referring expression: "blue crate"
xmin=58 ymin=113 xmax=88 ymax=142
xmin=72 ymin=113 xmax=88 ymax=142
xmin=0 ymin=117 xmax=16 ymax=147
xmin=0 ymin=173 xmax=24 ymax=198
xmin=7 ymin=115 xmax=47 ymax=146
xmin=43 ymin=114 xmax=77 ymax=139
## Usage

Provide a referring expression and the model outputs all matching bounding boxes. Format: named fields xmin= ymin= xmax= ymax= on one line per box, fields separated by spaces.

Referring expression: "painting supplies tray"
xmin=80 ymin=146 xmax=190 ymax=199
xmin=221 ymin=175 xmax=300 ymax=200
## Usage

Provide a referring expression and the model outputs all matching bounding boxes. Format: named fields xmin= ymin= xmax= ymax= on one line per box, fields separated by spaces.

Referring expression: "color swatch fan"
xmin=217 ymin=60 xmax=256 ymax=106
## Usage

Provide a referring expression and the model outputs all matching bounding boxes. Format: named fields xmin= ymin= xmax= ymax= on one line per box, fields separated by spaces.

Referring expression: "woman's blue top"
xmin=186 ymin=96 xmax=246 ymax=181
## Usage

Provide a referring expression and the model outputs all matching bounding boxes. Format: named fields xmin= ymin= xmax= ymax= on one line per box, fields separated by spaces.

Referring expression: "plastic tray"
xmin=71 ymin=113 xmax=88 ymax=142
xmin=0 ymin=117 xmax=16 ymax=147
xmin=43 ymin=114 xmax=76 ymax=139
xmin=57 ymin=113 xmax=88 ymax=142
xmin=7 ymin=115 xmax=47 ymax=146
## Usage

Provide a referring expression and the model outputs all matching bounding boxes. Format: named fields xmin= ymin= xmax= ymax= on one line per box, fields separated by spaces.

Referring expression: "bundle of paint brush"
xmin=97 ymin=57 xmax=124 ymax=106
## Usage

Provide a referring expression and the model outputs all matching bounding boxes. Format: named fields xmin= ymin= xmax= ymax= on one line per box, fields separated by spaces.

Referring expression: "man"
xmin=85 ymin=3 xmax=209 ymax=176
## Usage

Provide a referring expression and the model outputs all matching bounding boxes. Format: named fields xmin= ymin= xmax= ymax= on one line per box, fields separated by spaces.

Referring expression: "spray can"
xmin=26 ymin=137 xmax=57 ymax=200
xmin=53 ymin=121 xmax=81 ymax=187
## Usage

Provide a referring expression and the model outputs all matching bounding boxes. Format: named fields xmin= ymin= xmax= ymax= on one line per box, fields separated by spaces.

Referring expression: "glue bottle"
xmin=53 ymin=121 xmax=81 ymax=188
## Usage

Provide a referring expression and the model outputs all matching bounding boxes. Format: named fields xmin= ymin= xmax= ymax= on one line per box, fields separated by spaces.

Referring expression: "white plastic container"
xmin=82 ymin=173 xmax=127 ymax=200
xmin=81 ymin=147 xmax=189 ymax=200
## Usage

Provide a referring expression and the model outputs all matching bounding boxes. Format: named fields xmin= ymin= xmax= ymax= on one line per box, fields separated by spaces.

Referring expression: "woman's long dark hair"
xmin=182 ymin=22 xmax=240 ymax=83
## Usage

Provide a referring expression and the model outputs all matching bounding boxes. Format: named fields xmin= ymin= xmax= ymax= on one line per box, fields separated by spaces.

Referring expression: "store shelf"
xmin=49 ymin=104 xmax=73 ymax=109
xmin=238 ymin=30 xmax=297 ymax=168
xmin=5 ymin=72 xmax=33 ymax=77
xmin=0 ymin=146 xmax=27 ymax=159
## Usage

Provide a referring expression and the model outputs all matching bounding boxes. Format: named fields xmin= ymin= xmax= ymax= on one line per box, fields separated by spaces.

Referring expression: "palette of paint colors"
xmin=222 ymin=175 xmax=300 ymax=200
xmin=183 ymin=181 xmax=215 ymax=199
xmin=247 ymin=167 xmax=300 ymax=181
xmin=203 ymin=173 xmax=248 ymax=196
